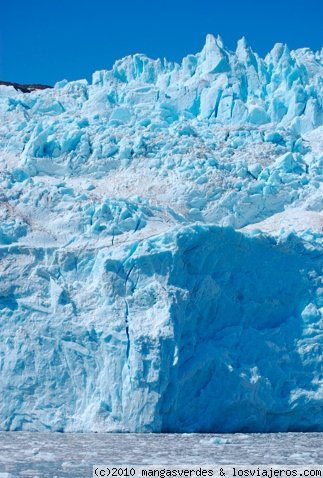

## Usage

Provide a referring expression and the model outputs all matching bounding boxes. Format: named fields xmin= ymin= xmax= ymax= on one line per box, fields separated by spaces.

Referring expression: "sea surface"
xmin=0 ymin=433 xmax=322 ymax=478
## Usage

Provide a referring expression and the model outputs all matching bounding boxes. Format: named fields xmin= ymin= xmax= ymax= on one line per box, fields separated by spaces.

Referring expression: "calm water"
xmin=0 ymin=433 xmax=321 ymax=478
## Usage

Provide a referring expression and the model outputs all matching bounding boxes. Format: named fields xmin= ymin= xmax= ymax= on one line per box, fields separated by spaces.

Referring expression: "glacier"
xmin=0 ymin=35 xmax=322 ymax=432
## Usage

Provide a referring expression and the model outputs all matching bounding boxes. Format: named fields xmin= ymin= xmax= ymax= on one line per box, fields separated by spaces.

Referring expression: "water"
xmin=0 ymin=433 xmax=321 ymax=477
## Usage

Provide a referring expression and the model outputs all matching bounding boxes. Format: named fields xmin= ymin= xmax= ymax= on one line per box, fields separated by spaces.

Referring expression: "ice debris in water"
xmin=200 ymin=437 xmax=232 ymax=445
xmin=0 ymin=35 xmax=322 ymax=432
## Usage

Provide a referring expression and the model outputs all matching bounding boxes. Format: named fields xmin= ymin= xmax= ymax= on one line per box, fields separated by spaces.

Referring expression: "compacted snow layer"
xmin=0 ymin=35 xmax=322 ymax=431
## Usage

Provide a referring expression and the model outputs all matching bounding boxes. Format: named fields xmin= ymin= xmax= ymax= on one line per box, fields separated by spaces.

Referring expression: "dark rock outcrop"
xmin=0 ymin=81 xmax=52 ymax=93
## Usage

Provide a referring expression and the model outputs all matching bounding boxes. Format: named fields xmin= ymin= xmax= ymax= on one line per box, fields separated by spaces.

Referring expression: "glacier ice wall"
xmin=0 ymin=35 xmax=322 ymax=431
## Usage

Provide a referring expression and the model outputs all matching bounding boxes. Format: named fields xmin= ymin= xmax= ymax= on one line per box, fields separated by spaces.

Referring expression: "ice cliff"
xmin=0 ymin=35 xmax=322 ymax=432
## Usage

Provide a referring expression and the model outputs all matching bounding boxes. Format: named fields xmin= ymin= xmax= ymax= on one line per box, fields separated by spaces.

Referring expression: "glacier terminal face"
xmin=0 ymin=35 xmax=322 ymax=432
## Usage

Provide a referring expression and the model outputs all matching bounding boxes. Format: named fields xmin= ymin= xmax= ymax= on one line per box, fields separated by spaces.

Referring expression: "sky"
xmin=1 ymin=0 xmax=322 ymax=85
